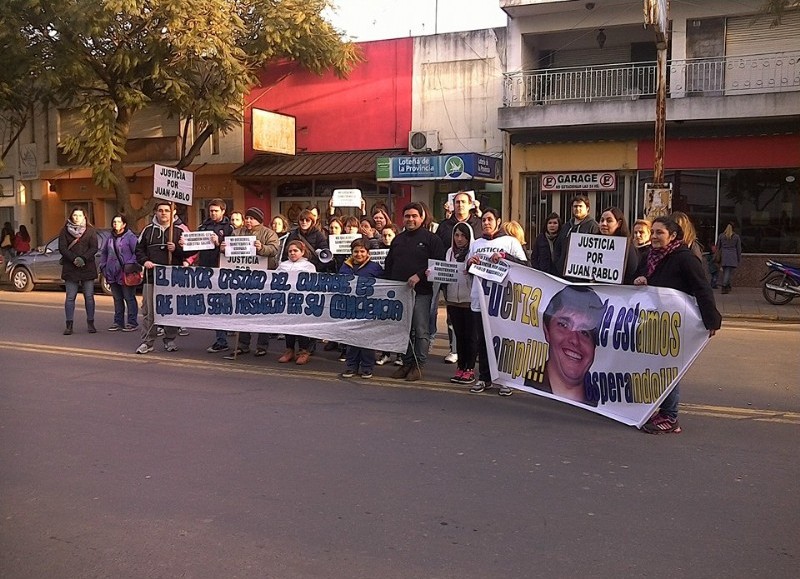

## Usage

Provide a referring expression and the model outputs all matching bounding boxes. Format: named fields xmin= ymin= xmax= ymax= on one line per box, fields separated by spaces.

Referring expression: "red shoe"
xmin=642 ymin=414 xmax=682 ymax=434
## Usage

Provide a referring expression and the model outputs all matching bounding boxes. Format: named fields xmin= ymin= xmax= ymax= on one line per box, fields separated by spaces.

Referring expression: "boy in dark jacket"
xmin=339 ymin=238 xmax=383 ymax=379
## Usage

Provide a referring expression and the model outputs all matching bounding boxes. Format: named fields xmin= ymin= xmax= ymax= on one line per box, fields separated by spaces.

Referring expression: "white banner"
xmin=427 ymin=259 xmax=464 ymax=284
xmin=468 ymin=255 xmax=509 ymax=283
xmin=331 ymin=188 xmax=362 ymax=208
xmin=225 ymin=236 xmax=256 ymax=257
xmin=181 ymin=231 xmax=216 ymax=252
xmin=565 ymin=233 xmax=628 ymax=284
xmin=330 ymin=233 xmax=362 ymax=254
xmin=153 ymin=266 xmax=413 ymax=352
xmin=153 ymin=164 xmax=194 ymax=205
xmin=477 ymin=264 xmax=710 ymax=428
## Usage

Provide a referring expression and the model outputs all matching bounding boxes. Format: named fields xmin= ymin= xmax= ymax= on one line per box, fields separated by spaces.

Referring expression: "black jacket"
xmin=646 ymin=245 xmax=722 ymax=331
xmin=281 ymin=227 xmax=329 ymax=271
xmin=384 ymin=227 xmax=445 ymax=295
xmin=136 ymin=221 xmax=186 ymax=283
xmin=435 ymin=213 xmax=482 ymax=250
xmin=196 ymin=216 xmax=233 ymax=267
xmin=59 ymin=225 xmax=98 ymax=283
xmin=532 ymin=232 xmax=557 ymax=275
xmin=553 ymin=217 xmax=600 ymax=277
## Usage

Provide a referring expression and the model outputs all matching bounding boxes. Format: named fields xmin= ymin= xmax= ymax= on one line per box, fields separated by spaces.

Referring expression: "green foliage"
xmin=3 ymin=0 xmax=361 ymax=215
xmin=759 ymin=0 xmax=800 ymax=26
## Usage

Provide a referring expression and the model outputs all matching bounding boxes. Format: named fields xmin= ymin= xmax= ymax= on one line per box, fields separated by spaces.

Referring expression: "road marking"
xmin=2 ymin=340 xmax=798 ymax=425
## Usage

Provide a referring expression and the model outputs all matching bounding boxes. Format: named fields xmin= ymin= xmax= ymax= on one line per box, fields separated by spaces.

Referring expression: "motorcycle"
xmin=761 ymin=260 xmax=800 ymax=305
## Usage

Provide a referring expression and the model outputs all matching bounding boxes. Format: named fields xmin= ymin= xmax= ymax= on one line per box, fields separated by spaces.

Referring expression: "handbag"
xmin=114 ymin=237 xmax=143 ymax=286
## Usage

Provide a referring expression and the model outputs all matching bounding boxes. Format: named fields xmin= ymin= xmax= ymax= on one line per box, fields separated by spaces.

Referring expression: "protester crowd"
xmin=56 ymin=191 xmax=722 ymax=435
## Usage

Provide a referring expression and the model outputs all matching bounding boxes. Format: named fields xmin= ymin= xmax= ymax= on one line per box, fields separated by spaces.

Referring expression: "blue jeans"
xmin=721 ymin=266 xmax=735 ymax=287
xmin=660 ymin=382 xmax=680 ymax=419
xmin=109 ymin=282 xmax=138 ymax=327
xmin=403 ymin=293 xmax=433 ymax=367
xmin=239 ymin=332 xmax=269 ymax=350
xmin=64 ymin=280 xmax=95 ymax=322
xmin=213 ymin=329 xmax=228 ymax=347
xmin=345 ymin=346 xmax=376 ymax=373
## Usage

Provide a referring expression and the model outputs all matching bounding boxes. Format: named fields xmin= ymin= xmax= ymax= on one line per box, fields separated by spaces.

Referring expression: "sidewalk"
xmin=712 ymin=286 xmax=800 ymax=322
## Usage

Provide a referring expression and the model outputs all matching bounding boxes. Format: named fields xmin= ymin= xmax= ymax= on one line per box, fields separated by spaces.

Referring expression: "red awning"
xmin=233 ymin=149 xmax=406 ymax=179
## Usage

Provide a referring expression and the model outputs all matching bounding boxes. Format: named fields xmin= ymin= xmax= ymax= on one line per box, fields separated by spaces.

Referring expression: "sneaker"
xmin=164 ymin=341 xmax=178 ymax=352
xmin=323 ymin=341 xmax=338 ymax=351
xmin=498 ymin=385 xmax=513 ymax=397
xmin=223 ymin=347 xmax=250 ymax=360
xmin=444 ymin=351 xmax=458 ymax=364
xmin=122 ymin=324 xmax=138 ymax=332
xmin=642 ymin=414 xmax=682 ymax=434
xmin=254 ymin=347 xmax=268 ymax=357
xmin=450 ymin=369 xmax=466 ymax=384
xmin=340 ymin=369 xmax=356 ymax=378
xmin=469 ymin=380 xmax=491 ymax=394
xmin=178 ymin=328 xmax=190 ymax=336
xmin=206 ymin=342 xmax=229 ymax=353
xmin=461 ymin=369 xmax=476 ymax=384
xmin=108 ymin=324 xmax=122 ymax=332
xmin=375 ymin=354 xmax=391 ymax=366
xmin=360 ymin=371 xmax=373 ymax=379
xmin=393 ymin=355 xmax=404 ymax=366
xmin=338 ymin=354 xmax=347 ymax=362
xmin=135 ymin=343 xmax=153 ymax=355
xmin=157 ymin=327 xmax=165 ymax=337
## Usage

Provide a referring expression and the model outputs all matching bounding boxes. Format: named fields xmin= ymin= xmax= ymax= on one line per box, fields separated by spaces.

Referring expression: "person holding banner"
xmin=384 ymin=202 xmax=446 ymax=382
xmin=339 ymin=238 xmax=384 ymax=379
xmin=467 ymin=208 xmax=529 ymax=395
xmin=443 ymin=222 xmax=478 ymax=385
xmin=532 ymin=212 xmax=562 ymax=275
xmin=553 ymin=195 xmax=600 ymax=279
xmin=191 ymin=198 xmax=234 ymax=353
xmin=134 ymin=202 xmax=186 ymax=354
xmin=598 ymin=207 xmax=642 ymax=285
xmin=221 ymin=207 xmax=280 ymax=359
xmin=277 ymin=240 xmax=318 ymax=365
xmin=634 ymin=215 xmax=721 ymax=434
xmin=281 ymin=209 xmax=329 ymax=271
xmin=525 ymin=286 xmax=605 ymax=405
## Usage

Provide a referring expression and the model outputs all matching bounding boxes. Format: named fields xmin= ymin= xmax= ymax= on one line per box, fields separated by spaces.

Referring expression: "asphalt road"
xmin=1 ymin=290 xmax=798 ymax=578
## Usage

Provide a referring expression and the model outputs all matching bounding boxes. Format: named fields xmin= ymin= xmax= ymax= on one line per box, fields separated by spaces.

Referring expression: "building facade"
xmin=499 ymin=0 xmax=800 ymax=284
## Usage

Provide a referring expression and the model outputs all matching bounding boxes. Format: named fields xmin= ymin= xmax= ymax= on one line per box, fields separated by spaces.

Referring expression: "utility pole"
xmin=643 ymin=0 xmax=672 ymax=220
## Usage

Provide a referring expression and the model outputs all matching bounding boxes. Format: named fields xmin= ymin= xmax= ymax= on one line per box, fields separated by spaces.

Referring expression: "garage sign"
xmin=541 ymin=172 xmax=616 ymax=191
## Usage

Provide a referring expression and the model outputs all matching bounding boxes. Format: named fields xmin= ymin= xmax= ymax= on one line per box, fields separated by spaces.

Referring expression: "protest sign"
xmin=329 ymin=233 xmax=363 ymax=254
xmin=564 ymin=233 xmax=628 ymax=284
xmin=224 ymin=236 xmax=256 ymax=257
xmin=427 ymin=259 xmax=464 ymax=284
xmin=446 ymin=190 xmax=475 ymax=212
xmin=219 ymin=253 xmax=271 ymax=271
xmin=468 ymin=255 xmax=509 ymax=283
xmin=331 ymin=188 xmax=362 ymax=208
xmin=476 ymin=264 xmax=710 ymax=428
xmin=153 ymin=164 xmax=193 ymax=205
xmin=153 ymin=266 xmax=413 ymax=352
xmin=181 ymin=231 xmax=215 ymax=252
xmin=370 ymin=248 xmax=389 ymax=268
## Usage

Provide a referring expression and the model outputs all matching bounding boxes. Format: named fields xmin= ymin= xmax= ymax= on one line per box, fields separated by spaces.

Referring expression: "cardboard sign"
xmin=370 ymin=248 xmax=389 ymax=268
xmin=224 ymin=235 xmax=257 ymax=257
xmin=329 ymin=233 xmax=363 ymax=254
xmin=427 ymin=259 xmax=465 ymax=284
xmin=468 ymin=255 xmax=509 ymax=283
xmin=181 ymin=231 xmax=215 ymax=252
xmin=219 ymin=253 xmax=271 ymax=271
xmin=564 ymin=233 xmax=628 ymax=284
xmin=331 ymin=188 xmax=362 ymax=208
xmin=153 ymin=164 xmax=194 ymax=205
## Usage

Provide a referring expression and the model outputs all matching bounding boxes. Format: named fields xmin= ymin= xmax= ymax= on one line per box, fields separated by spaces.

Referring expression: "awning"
xmin=233 ymin=149 xmax=406 ymax=179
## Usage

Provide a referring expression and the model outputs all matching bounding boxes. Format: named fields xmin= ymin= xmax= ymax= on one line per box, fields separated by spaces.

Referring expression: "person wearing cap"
xmin=220 ymin=206 xmax=280 ymax=359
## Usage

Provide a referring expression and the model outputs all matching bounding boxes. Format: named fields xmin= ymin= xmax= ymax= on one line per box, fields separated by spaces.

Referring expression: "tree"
xmin=760 ymin=0 xmax=800 ymax=26
xmin=6 ymin=0 xmax=362 ymax=219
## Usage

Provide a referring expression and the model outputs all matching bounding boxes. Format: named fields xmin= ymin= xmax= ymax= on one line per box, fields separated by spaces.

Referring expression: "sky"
xmin=324 ymin=0 xmax=508 ymax=42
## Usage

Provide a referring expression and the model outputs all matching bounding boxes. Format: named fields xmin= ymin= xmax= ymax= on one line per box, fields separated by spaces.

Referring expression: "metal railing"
xmin=503 ymin=52 xmax=800 ymax=106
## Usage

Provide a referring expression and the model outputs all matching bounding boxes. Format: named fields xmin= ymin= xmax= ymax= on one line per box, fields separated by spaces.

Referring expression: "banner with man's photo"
xmin=153 ymin=266 xmax=413 ymax=352
xmin=477 ymin=263 xmax=711 ymax=428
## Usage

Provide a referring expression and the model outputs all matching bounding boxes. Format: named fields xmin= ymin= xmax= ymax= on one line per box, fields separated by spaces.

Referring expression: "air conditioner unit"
xmin=408 ymin=130 xmax=441 ymax=153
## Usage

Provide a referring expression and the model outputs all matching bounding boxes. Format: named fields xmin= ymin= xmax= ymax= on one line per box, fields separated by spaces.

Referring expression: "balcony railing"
xmin=503 ymin=52 xmax=800 ymax=106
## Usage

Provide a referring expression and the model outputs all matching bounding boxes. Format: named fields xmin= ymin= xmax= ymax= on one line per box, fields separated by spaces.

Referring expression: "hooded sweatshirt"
xmin=444 ymin=223 xmax=475 ymax=306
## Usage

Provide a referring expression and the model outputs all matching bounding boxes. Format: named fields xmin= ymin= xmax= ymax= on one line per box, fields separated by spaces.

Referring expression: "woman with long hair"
xmin=99 ymin=214 xmax=139 ymax=331
xmin=13 ymin=225 xmax=31 ymax=254
xmin=634 ymin=216 xmax=721 ymax=434
xmin=533 ymin=212 xmax=562 ymax=275
xmin=716 ymin=222 xmax=742 ymax=294
xmin=671 ymin=211 xmax=703 ymax=261
xmin=271 ymin=214 xmax=290 ymax=236
xmin=58 ymin=207 xmax=99 ymax=335
xmin=598 ymin=206 xmax=641 ymax=284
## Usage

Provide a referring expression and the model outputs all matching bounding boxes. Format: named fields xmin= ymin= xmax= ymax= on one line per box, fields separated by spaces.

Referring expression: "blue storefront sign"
xmin=376 ymin=153 xmax=502 ymax=181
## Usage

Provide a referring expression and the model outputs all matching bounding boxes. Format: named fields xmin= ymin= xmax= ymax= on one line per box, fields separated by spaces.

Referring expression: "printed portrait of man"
xmin=525 ymin=286 xmax=606 ymax=406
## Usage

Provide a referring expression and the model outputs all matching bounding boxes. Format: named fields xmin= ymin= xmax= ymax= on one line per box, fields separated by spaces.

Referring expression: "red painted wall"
xmin=638 ymin=135 xmax=800 ymax=169
xmin=244 ymin=38 xmax=413 ymax=160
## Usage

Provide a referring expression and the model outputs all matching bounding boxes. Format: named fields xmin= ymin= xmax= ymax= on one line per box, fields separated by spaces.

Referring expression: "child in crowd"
xmin=338 ymin=238 xmax=383 ymax=379
xmin=276 ymin=240 xmax=316 ymax=365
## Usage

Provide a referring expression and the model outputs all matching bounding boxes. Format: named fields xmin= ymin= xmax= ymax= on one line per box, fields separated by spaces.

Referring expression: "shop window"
xmin=277 ymin=180 xmax=313 ymax=197
xmin=721 ymin=169 xmax=800 ymax=254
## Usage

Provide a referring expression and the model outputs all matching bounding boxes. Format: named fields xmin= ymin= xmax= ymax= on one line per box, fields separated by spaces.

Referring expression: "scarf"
xmin=646 ymin=239 xmax=683 ymax=277
xmin=67 ymin=221 xmax=86 ymax=239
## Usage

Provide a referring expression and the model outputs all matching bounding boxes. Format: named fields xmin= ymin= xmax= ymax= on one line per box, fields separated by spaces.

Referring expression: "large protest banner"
xmin=477 ymin=263 xmax=710 ymax=428
xmin=153 ymin=266 xmax=412 ymax=352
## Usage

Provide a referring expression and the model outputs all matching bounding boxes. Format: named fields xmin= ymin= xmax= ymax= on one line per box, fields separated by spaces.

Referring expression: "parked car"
xmin=5 ymin=229 xmax=115 ymax=294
